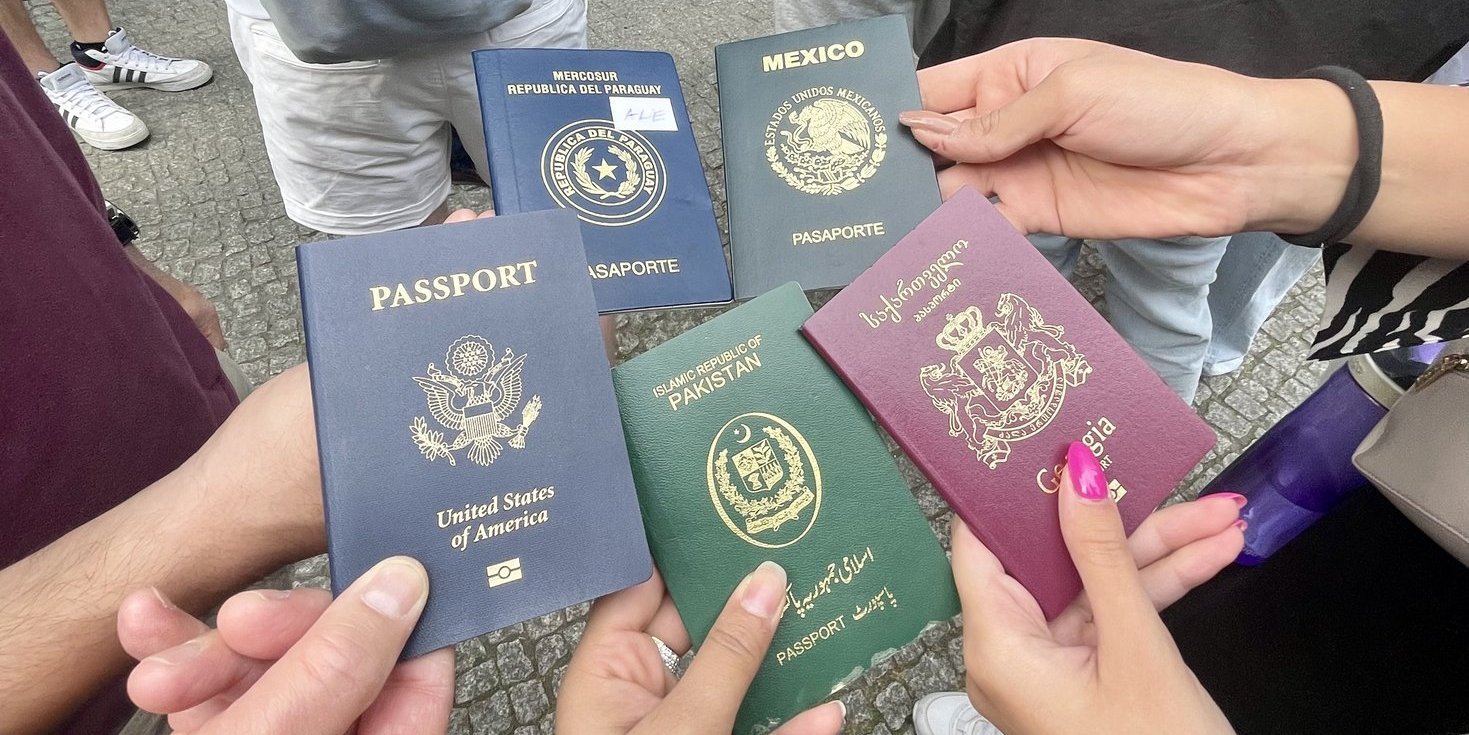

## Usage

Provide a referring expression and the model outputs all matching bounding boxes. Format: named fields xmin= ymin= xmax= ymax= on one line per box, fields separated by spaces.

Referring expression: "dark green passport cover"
xmin=612 ymin=283 xmax=959 ymax=733
xmin=716 ymin=16 xmax=942 ymax=299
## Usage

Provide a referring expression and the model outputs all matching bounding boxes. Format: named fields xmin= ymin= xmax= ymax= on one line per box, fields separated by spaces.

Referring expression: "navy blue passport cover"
xmin=474 ymin=48 xmax=732 ymax=314
xmin=297 ymin=210 xmax=652 ymax=658
xmin=715 ymin=15 xmax=941 ymax=298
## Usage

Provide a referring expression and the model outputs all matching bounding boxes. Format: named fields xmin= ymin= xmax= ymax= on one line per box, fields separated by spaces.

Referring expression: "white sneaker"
xmin=78 ymin=27 xmax=212 ymax=93
xmin=913 ymin=692 xmax=1006 ymax=735
xmin=38 ymin=63 xmax=149 ymax=150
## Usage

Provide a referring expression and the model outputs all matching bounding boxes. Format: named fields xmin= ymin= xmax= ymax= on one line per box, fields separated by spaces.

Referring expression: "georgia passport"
xmin=802 ymin=189 xmax=1217 ymax=617
xmin=297 ymin=210 xmax=652 ymax=657
xmin=612 ymin=283 xmax=959 ymax=734
xmin=473 ymin=48 xmax=732 ymax=314
xmin=715 ymin=15 xmax=941 ymax=299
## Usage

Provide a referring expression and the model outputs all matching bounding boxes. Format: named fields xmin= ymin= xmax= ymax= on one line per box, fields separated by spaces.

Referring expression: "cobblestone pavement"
xmin=32 ymin=0 xmax=1329 ymax=732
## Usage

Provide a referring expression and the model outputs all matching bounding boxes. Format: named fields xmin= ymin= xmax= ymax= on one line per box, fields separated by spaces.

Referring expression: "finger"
xmin=201 ymin=556 xmax=430 ymax=734
xmin=356 ymin=647 xmax=455 ymax=735
xmin=647 ymin=593 xmax=692 ymax=656
xmin=587 ymin=569 xmax=667 ymax=636
xmin=644 ymin=562 xmax=787 ymax=732
xmin=204 ymin=321 xmax=228 ymax=351
xmin=476 ymin=209 xmax=495 ymax=219
xmin=902 ymin=68 xmax=1080 ymax=165
xmin=216 ymin=587 xmax=333 ymax=660
xmin=443 ymin=208 xmax=479 ymax=223
xmin=1134 ymin=521 xmax=1246 ymax=610
xmin=169 ymin=696 xmax=232 ymax=733
xmin=915 ymin=38 xmax=1114 ymax=113
xmin=1057 ymin=442 xmax=1156 ymax=636
xmin=770 ymin=701 xmax=845 ymax=735
xmin=950 ymin=515 xmax=1049 ymax=646
xmin=127 ymin=631 xmax=261 ymax=714
xmin=1127 ymin=494 xmax=1245 ymax=569
xmin=117 ymin=588 xmax=210 ymax=660
xmin=934 ymin=165 xmax=1035 ymax=234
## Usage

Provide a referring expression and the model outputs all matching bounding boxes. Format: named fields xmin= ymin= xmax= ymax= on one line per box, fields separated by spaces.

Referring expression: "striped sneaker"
xmin=38 ymin=63 xmax=149 ymax=150
xmin=78 ymin=27 xmax=212 ymax=93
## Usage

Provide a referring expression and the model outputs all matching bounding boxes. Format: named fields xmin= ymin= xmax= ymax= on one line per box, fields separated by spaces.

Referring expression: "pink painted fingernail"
xmin=1214 ymin=492 xmax=1248 ymax=508
xmin=1067 ymin=442 xmax=1109 ymax=502
xmin=898 ymin=110 xmax=960 ymax=135
xmin=1234 ymin=519 xmax=1249 ymax=532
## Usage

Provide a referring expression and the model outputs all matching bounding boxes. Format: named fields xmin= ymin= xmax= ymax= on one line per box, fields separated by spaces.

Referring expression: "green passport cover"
xmin=612 ymin=282 xmax=959 ymax=733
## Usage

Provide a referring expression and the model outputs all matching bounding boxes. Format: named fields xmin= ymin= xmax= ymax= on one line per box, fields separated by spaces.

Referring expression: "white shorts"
xmin=228 ymin=0 xmax=588 ymax=235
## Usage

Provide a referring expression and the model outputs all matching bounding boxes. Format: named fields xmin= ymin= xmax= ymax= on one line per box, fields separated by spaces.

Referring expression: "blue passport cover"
xmin=474 ymin=48 xmax=733 ymax=314
xmin=297 ymin=210 xmax=652 ymax=658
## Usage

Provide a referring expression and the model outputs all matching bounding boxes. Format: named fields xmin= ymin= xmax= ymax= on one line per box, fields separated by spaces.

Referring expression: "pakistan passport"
xmin=612 ymin=282 xmax=959 ymax=733
xmin=297 ymin=210 xmax=652 ymax=658
xmin=473 ymin=48 xmax=732 ymax=314
xmin=802 ymin=189 xmax=1217 ymax=617
xmin=715 ymin=15 xmax=941 ymax=299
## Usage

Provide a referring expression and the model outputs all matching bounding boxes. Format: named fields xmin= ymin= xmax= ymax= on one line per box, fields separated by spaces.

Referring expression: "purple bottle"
xmin=1202 ymin=347 xmax=1439 ymax=565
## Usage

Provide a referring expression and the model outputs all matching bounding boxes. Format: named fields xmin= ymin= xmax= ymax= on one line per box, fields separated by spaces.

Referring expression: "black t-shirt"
xmin=920 ymin=0 xmax=1469 ymax=80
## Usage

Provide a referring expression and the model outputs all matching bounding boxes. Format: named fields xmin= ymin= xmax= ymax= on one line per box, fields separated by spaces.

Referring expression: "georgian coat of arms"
xmin=410 ymin=335 xmax=542 ymax=467
xmin=919 ymin=294 xmax=1092 ymax=469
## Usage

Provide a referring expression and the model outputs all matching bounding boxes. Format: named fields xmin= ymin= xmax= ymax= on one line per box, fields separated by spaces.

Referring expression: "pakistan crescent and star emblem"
xmin=766 ymin=87 xmax=886 ymax=196
xmin=920 ymin=294 xmax=1093 ymax=469
xmin=541 ymin=119 xmax=667 ymax=227
xmin=410 ymin=335 xmax=543 ymax=467
xmin=706 ymin=412 xmax=822 ymax=549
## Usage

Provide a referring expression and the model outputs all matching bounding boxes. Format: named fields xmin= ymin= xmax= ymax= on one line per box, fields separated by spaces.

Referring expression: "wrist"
xmin=1241 ymin=78 xmax=1357 ymax=234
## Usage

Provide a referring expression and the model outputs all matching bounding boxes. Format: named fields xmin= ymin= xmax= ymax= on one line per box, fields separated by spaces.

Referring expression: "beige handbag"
xmin=1353 ymin=346 xmax=1469 ymax=566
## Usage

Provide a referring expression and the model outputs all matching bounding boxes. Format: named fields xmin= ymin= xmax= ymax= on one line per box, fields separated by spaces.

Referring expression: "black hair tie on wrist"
xmin=1279 ymin=66 xmax=1384 ymax=248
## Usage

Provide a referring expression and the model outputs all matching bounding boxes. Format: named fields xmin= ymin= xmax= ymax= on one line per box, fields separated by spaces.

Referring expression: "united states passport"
xmin=612 ymin=283 xmax=959 ymax=733
xmin=297 ymin=210 xmax=652 ymax=658
xmin=473 ymin=48 xmax=732 ymax=314
xmin=715 ymin=15 xmax=941 ymax=299
xmin=802 ymin=189 xmax=1217 ymax=617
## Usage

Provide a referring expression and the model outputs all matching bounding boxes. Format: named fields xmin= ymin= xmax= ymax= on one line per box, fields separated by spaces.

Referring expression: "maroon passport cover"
xmin=801 ymin=188 xmax=1215 ymax=617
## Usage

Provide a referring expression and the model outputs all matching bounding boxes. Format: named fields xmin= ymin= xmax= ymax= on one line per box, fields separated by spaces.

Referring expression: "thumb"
xmin=900 ymin=75 xmax=1071 ymax=163
xmin=1057 ymin=442 xmax=1157 ymax=638
xmin=644 ymin=561 xmax=787 ymax=733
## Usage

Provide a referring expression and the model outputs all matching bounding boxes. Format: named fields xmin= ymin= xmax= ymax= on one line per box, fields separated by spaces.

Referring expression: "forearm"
xmin=0 ymin=366 xmax=323 ymax=733
xmin=1249 ymin=78 xmax=1469 ymax=258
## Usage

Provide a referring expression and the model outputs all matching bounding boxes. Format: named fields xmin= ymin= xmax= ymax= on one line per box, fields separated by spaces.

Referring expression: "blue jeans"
xmin=1203 ymin=232 xmax=1320 ymax=375
xmin=1030 ymin=234 xmax=1231 ymax=403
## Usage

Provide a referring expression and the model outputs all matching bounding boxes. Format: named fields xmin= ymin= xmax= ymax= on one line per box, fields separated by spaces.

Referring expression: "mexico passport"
xmin=613 ymin=283 xmax=959 ymax=733
xmin=474 ymin=48 xmax=732 ymax=313
xmin=715 ymin=15 xmax=941 ymax=299
xmin=802 ymin=189 xmax=1217 ymax=617
xmin=297 ymin=210 xmax=652 ymax=657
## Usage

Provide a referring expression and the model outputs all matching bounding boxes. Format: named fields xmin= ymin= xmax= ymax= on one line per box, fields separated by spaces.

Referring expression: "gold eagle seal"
xmin=541 ymin=119 xmax=666 ymax=227
xmin=410 ymin=335 xmax=543 ymax=467
xmin=765 ymin=86 xmax=886 ymax=196
xmin=706 ymin=413 xmax=822 ymax=548
xmin=919 ymin=294 xmax=1093 ymax=469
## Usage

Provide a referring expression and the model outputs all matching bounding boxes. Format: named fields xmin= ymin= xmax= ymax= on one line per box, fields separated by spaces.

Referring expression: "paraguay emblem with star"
xmin=541 ymin=119 xmax=666 ymax=227
xmin=410 ymin=335 xmax=543 ymax=467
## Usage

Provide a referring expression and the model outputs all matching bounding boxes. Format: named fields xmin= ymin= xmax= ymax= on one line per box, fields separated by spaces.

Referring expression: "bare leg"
xmin=0 ymin=0 xmax=61 ymax=73
xmin=50 ymin=0 xmax=111 ymax=43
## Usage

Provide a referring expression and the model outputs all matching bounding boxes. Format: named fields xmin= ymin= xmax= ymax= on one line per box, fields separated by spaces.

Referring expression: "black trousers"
xmin=1164 ymin=488 xmax=1469 ymax=735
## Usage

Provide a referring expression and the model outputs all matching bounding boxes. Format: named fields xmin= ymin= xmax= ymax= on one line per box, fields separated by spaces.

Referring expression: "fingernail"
xmin=360 ymin=557 xmax=429 ymax=619
xmin=149 ymin=586 xmax=178 ymax=611
xmin=834 ymin=700 xmax=848 ymax=722
xmin=148 ymin=637 xmax=203 ymax=666
xmin=249 ymin=588 xmax=292 ymax=601
xmin=1233 ymin=519 xmax=1249 ymax=532
xmin=1214 ymin=492 xmax=1248 ymax=508
xmin=1067 ymin=441 xmax=1109 ymax=502
xmin=898 ymin=110 xmax=959 ymax=135
xmin=739 ymin=561 xmax=787 ymax=621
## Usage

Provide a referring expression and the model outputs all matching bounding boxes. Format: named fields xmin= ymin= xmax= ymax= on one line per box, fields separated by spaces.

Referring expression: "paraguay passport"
xmin=612 ymin=283 xmax=959 ymax=733
xmin=715 ymin=15 xmax=941 ymax=299
xmin=802 ymin=189 xmax=1217 ymax=617
xmin=297 ymin=210 xmax=652 ymax=658
xmin=473 ymin=48 xmax=732 ymax=313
